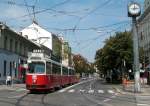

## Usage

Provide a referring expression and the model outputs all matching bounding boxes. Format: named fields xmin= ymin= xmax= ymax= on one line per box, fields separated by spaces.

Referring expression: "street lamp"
xmin=128 ymin=2 xmax=141 ymax=92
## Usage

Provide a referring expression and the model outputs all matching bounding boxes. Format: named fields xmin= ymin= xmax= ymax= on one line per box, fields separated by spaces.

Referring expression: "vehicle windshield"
xmin=28 ymin=62 xmax=45 ymax=73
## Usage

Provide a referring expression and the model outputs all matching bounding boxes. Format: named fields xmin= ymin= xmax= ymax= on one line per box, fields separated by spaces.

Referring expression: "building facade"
xmin=144 ymin=0 xmax=150 ymax=11
xmin=59 ymin=36 xmax=73 ymax=67
xmin=0 ymin=23 xmax=40 ymax=84
xmin=21 ymin=23 xmax=62 ymax=62
xmin=138 ymin=0 xmax=150 ymax=63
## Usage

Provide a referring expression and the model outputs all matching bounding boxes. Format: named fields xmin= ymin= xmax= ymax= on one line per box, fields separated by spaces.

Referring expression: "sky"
xmin=0 ymin=0 xmax=144 ymax=62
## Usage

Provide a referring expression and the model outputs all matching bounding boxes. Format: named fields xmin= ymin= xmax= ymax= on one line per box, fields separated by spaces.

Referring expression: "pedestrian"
xmin=6 ymin=74 xmax=11 ymax=86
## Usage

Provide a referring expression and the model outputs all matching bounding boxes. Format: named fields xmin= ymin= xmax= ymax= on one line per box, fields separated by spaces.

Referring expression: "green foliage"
xmin=73 ymin=54 xmax=95 ymax=74
xmin=95 ymin=31 xmax=133 ymax=75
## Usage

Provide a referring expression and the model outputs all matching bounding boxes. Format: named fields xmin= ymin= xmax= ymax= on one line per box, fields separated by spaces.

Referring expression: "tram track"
xmin=15 ymin=92 xmax=49 ymax=106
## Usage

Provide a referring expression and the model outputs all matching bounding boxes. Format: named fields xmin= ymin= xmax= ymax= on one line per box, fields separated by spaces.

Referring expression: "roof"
xmin=0 ymin=22 xmax=40 ymax=48
xmin=20 ymin=23 xmax=52 ymax=50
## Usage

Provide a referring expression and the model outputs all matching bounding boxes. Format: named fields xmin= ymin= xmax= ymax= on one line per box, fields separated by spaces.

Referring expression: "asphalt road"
xmin=0 ymin=78 xmax=137 ymax=106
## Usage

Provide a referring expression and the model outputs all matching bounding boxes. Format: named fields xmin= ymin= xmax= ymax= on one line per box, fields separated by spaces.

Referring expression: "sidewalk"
xmin=113 ymin=83 xmax=150 ymax=106
xmin=0 ymin=83 xmax=26 ymax=91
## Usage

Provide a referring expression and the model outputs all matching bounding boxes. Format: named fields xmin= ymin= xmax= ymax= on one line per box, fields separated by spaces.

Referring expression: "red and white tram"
xmin=26 ymin=50 xmax=78 ymax=92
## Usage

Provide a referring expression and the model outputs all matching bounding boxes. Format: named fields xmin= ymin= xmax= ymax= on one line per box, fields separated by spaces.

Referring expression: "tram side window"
xmin=69 ymin=69 xmax=75 ymax=75
xmin=62 ymin=67 xmax=68 ymax=75
xmin=46 ymin=62 xmax=51 ymax=74
xmin=52 ymin=63 xmax=61 ymax=75
xmin=69 ymin=69 xmax=71 ymax=75
xmin=72 ymin=69 xmax=75 ymax=75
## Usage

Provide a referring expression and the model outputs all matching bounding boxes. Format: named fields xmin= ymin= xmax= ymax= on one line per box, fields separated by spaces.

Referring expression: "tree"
xmin=95 ymin=31 xmax=133 ymax=77
xmin=73 ymin=54 xmax=95 ymax=76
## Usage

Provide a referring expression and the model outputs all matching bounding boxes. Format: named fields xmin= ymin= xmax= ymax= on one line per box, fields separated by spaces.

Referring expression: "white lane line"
xmin=103 ymin=98 xmax=111 ymax=102
xmin=98 ymin=90 xmax=104 ymax=93
xmin=108 ymin=90 xmax=114 ymax=94
xmin=137 ymin=104 xmax=149 ymax=106
xmin=8 ymin=93 xmax=27 ymax=99
xmin=57 ymin=78 xmax=95 ymax=93
xmin=88 ymin=89 xmax=94 ymax=94
xmin=58 ymin=89 xmax=66 ymax=93
xmin=68 ymin=89 xmax=75 ymax=93
xmin=16 ymin=88 xmax=28 ymax=92
xmin=110 ymin=95 xmax=116 ymax=98
xmin=79 ymin=89 xmax=85 ymax=93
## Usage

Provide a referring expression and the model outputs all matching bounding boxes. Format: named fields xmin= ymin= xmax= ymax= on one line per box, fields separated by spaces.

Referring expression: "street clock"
xmin=128 ymin=2 xmax=141 ymax=17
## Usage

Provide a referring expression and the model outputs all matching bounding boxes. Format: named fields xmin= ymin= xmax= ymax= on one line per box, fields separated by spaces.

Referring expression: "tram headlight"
xmin=32 ymin=75 xmax=37 ymax=83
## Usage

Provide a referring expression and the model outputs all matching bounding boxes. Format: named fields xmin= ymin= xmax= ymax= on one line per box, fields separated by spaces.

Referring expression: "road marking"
xmin=79 ymin=89 xmax=85 ymax=93
xmin=58 ymin=89 xmax=66 ymax=93
xmin=57 ymin=78 xmax=95 ymax=93
xmin=103 ymin=98 xmax=111 ymax=102
xmin=98 ymin=90 xmax=104 ymax=93
xmin=137 ymin=104 xmax=149 ymax=106
xmin=110 ymin=95 xmax=116 ymax=98
xmin=88 ymin=89 xmax=94 ymax=94
xmin=16 ymin=88 xmax=27 ymax=92
xmin=8 ymin=92 xmax=27 ymax=99
xmin=68 ymin=89 xmax=75 ymax=93
xmin=108 ymin=90 xmax=114 ymax=94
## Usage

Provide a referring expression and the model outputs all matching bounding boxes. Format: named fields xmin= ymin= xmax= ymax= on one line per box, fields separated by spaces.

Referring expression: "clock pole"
xmin=128 ymin=2 xmax=141 ymax=93
xmin=132 ymin=17 xmax=141 ymax=92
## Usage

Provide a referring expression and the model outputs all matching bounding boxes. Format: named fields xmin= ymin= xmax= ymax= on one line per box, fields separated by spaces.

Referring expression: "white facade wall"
xmin=21 ymin=23 xmax=52 ymax=50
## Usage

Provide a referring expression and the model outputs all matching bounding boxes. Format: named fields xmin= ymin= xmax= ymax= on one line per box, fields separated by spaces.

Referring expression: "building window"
xmin=10 ymin=62 xmax=12 ymax=76
xmin=140 ymin=32 xmax=143 ymax=40
xmin=3 ymin=60 xmax=6 ymax=76
xmin=15 ymin=41 xmax=18 ymax=53
xmin=20 ymin=43 xmax=22 ymax=55
xmin=24 ymin=46 xmax=26 ymax=56
xmin=4 ymin=36 xmax=7 ymax=50
xmin=10 ymin=39 xmax=13 ymax=51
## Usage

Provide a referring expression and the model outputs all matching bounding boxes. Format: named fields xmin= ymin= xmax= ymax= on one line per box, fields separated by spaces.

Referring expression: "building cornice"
xmin=138 ymin=5 xmax=150 ymax=23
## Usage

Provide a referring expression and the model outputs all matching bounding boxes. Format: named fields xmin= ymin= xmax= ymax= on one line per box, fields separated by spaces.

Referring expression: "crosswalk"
xmin=59 ymin=88 xmax=116 ymax=94
xmin=136 ymin=95 xmax=150 ymax=106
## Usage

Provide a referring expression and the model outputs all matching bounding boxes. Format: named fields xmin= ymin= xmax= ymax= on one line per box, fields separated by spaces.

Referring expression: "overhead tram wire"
xmin=80 ymin=23 xmax=129 ymax=46
xmin=72 ymin=0 xmax=112 ymax=32
xmin=23 ymin=0 xmax=33 ymax=22
xmin=70 ymin=0 xmax=112 ymax=48
xmin=0 ymin=0 xmax=87 ymax=19
xmin=0 ymin=0 xmax=33 ymax=7
xmin=78 ymin=23 xmax=130 ymax=52
xmin=42 ymin=20 xmax=129 ymax=31
xmin=3 ymin=0 xmax=75 ymax=22
xmin=72 ymin=24 xmax=130 ymax=45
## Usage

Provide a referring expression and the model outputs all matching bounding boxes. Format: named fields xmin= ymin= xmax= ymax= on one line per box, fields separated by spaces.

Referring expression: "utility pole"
xmin=128 ymin=2 xmax=141 ymax=92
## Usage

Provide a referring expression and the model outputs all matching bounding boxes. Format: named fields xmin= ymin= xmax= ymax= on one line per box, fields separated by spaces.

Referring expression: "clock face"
xmin=128 ymin=3 xmax=141 ymax=16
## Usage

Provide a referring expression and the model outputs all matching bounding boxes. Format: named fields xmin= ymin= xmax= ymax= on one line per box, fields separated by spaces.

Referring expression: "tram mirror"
xmin=28 ymin=60 xmax=32 ymax=63
xmin=23 ymin=64 xmax=28 ymax=68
